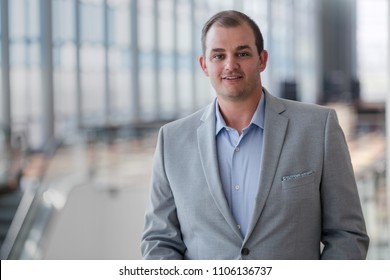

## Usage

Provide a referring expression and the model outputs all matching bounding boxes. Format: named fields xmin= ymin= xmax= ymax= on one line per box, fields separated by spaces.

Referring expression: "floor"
xmin=27 ymin=133 xmax=157 ymax=259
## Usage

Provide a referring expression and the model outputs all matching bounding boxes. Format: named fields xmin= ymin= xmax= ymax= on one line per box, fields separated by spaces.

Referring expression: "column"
xmin=1 ymin=0 xmax=11 ymax=143
xmin=130 ymin=0 xmax=140 ymax=122
xmin=40 ymin=0 xmax=55 ymax=146
xmin=190 ymin=0 xmax=196 ymax=111
xmin=75 ymin=0 xmax=82 ymax=130
xmin=153 ymin=0 xmax=161 ymax=119
xmin=173 ymin=0 xmax=179 ymax=117
xmin=103 ymin=0 xmax=111 ymax=124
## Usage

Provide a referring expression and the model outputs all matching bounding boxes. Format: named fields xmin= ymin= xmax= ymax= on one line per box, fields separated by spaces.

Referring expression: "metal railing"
xmin=0 ymin=137 xmax=60 ymax=259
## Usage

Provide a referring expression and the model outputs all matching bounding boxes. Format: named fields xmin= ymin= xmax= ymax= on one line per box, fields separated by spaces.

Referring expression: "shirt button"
xmin=241 ymin=248 xmax=250 ymax=256
xmin=235 ymin=147 xmax=240 ymax=152
xmin=237 ymin=224 xmax=241 ymax=230
xmin=234 ymin=184 xmax=240 ymax=190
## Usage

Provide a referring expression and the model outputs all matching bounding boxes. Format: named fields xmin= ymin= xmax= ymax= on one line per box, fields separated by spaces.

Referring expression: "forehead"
xmin=205 ymin=22 xmax=256 ymax=53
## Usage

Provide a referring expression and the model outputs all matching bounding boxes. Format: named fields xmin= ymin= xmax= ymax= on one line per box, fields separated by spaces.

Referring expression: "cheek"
xmin=242 ymin=64 xmax=258 ymax=76
xmin=207 ymin=66 xmax=220 ymax=79
xmin=252 ymin=64 xmax=263 ymax=76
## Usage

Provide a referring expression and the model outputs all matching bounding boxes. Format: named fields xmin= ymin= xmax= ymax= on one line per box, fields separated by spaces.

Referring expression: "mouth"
xmin=222 ymin=75 xmax=243 ymax=81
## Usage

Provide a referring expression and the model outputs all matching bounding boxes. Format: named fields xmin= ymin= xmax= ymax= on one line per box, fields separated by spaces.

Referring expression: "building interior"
xmin=0 ymin=0 xmax=389 ymax=259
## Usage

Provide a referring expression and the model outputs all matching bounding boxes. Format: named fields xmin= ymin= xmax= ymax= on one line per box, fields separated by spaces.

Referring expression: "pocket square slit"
xmin=282 ymin=170 xmax=314 ymax=182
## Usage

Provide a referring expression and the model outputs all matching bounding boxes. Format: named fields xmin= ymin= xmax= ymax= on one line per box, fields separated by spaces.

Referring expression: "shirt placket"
xmin=229 ymin=128 xmax=247 ymax=236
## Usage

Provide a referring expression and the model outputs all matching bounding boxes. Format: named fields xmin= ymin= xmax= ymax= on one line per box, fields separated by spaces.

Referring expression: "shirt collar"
xmin=215 ymin=92 xmax=266 ymax=136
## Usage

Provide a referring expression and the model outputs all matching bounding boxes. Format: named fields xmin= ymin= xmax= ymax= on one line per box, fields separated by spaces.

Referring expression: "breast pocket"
xmin=282 ymin=170 xmax=316 ymax=189
xmin=280 ymin=171 xmax=318 ymax=202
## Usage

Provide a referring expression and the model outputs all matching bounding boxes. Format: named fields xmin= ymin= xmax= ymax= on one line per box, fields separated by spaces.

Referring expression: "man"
xmin=141 ymin=10 xmax=369 ymax=259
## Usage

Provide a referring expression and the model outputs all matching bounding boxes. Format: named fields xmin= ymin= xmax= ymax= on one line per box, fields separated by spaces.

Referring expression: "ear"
xmin=258 ymin=50 xmax=268 ymax=72
xmin=199 ymin=55 xmax=209 ymax=76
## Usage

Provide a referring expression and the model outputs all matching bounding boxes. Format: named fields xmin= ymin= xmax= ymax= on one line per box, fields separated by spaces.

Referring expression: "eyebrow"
xmin=236 ymin=45 xmax=252 ymax=51
xmin=210 ymin=45 xmax=252 ymax=53
xmin=210 ymin=48 xmax=226 ymax=53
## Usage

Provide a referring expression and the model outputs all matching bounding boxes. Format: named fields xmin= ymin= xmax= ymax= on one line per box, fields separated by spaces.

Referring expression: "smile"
xmin=222 ymin=75 xmax=242 ymax=80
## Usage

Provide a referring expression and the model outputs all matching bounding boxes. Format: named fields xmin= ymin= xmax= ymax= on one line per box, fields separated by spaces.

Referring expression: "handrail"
xmin=0 ymin=137 xmax=60 ymax=259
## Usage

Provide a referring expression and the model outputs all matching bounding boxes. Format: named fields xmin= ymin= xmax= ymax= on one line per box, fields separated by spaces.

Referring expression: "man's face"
xmin=199 ymin=22 xmax=268 ymax=102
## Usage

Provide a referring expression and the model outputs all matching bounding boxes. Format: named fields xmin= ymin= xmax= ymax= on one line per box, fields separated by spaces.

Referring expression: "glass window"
xmin=9 ymin=0 xmax=43 ymax=148
xmin=138 ymin=0 xmax=156 ymax=119
xmin=159 ymin=0 xmax=175 ymax=118
xmin=2 ymin=0 xmax=326 ymax=148
xmin=176 ymin=0 xmax=192 ymax=115
xmin=53 ymin=0 xmax=75 ymax=43
xmin=357 ymin=0 xmax=388 ymax=102
xmin=53 ymin=0 xmax=78 ymax=137
xmin=108 ymin=1 xmax=130 ymax=47
xmin=28 ymin=0 xmax=40 ymax=39
xmin=107 ymin=0 xmax=131 ymax=123
xmin=81 ymin=2 xmax=104 ymax=44
xmin=9 ymin=0 xmax=25 ymax=40
xmin=53 ymin=43 xmax=77 ymax=134
xmin=138 ymin=0 xmax=154 ymax=52
xmin=80 ymin=45 xmax=105 ymax=125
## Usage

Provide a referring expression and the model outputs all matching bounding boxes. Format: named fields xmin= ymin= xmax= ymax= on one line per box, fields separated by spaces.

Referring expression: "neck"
xmin=217 ymin=90 xmax=262 ymax=134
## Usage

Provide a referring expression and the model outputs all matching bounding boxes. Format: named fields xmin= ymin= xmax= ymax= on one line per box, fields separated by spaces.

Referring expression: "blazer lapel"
xmin=245 ymin=90 xmax=289 ymax=241
xmin=197 ymin=101 xmax=243 ymax=239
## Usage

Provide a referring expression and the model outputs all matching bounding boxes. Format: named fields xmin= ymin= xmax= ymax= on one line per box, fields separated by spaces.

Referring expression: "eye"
xmin=237 ymin=52 xmax=250 ymax=57
xmin=212 ymin=54 xmax=225 ymax=60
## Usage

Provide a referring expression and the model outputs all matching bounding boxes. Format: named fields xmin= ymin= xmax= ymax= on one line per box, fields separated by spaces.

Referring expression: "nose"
xmin=224 ymin=56 xmax=239 ymax=71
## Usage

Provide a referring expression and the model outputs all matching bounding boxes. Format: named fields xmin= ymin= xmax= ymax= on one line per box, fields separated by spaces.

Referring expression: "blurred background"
xmin=0 ymin=0 xmax=388 ymax=259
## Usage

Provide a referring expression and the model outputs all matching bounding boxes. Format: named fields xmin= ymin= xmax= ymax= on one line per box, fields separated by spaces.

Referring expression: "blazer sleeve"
xmin=320 ymin=109 xmax=369 ymax=259
xmin=141 ymin=127 xmax=186 ymax=259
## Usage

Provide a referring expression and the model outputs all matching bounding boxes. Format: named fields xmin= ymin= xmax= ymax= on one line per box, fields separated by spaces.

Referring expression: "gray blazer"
xmin=141 ymin=90 xmax=369 ymax=259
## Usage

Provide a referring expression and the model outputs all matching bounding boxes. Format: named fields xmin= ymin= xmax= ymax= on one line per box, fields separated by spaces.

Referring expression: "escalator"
xmin=0 ymin=190 xmax=24 ymax=250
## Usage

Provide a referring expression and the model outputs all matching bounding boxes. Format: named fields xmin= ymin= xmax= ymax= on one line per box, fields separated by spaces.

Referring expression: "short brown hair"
xmin=201 ymin=10 xmax=264 ymax=56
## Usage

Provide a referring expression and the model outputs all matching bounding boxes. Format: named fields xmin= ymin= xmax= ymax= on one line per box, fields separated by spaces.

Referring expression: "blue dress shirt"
xmin=215 ymin=94 xmax=265 ymax=237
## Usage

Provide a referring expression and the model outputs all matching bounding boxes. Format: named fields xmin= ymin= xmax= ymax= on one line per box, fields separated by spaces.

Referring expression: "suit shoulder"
xmin=277 ymin=97 xmax=333 ymax=119
xmin=160 ymin=105 xmax=210 ymax=132
xmin=267 ymin=95 xmax=337 ymax=128
xmin=283 ymin=98 xmax=330 ymax=113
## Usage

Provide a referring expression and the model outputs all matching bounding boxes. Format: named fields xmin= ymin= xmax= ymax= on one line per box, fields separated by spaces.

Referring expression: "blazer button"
xmin=241 ymin=248 xmax=250 ymax=256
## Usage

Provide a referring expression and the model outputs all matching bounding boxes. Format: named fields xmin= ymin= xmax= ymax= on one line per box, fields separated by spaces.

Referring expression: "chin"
xmin=220 ymin=92 xmax=248 ymax=101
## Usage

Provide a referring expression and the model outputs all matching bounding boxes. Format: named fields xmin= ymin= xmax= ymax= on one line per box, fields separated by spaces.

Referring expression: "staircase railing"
xmin=0 ymin=137 xmax=59 ymax=259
